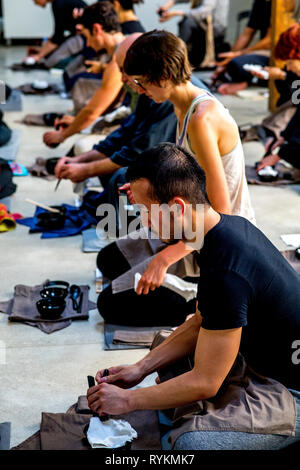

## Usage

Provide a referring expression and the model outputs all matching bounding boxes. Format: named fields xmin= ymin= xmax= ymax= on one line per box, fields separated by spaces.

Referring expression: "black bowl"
xmin=40 ymin=287 xmax=68 ymax=300
xmin=36 ymin=206 xmax=66 ymax=230
xmin=36 ymin=298 xmax=66 ymax=320
xmin=295 ymin=248 xmax=300 ymax=260
xmin=44 ymin=280 xmax=70 ymax=290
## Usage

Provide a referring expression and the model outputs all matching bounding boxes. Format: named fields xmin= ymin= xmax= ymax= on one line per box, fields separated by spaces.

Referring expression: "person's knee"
xmin=96 ymin=242 xmax=130 ymax=279
xmin=97 ymin=284 xmax=112 ymax=321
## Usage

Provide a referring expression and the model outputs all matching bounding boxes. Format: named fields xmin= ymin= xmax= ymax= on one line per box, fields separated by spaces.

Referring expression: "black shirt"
xmin=247 ymin=0 xmax=272 ymax=38
xmin=51 ymin=0 xmax=87 ymax=45
xmin=121 ymin=20 xmax=145 ymax=35
xmin=197 ymin=214 xmax=300 ymax=391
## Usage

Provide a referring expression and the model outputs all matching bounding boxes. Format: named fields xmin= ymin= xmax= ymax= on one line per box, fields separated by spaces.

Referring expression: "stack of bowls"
xmin=36 ymin=281 xmax=69 ymax=320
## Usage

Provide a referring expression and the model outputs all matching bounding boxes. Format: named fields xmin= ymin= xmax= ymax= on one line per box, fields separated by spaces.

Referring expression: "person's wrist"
xmin=126 ymin=389 xmax=139 ymax=412
xmin=156 ymin=249 xmax=171 ymax=269
xmin=135 ymin=357 xmax=151 ymax=379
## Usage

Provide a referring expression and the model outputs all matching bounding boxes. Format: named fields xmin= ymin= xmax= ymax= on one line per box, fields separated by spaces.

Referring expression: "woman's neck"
xmin=118 ymin=10 xmax=138 ymax=23
xmin=169 ymin=81 xmax=205 ymax=119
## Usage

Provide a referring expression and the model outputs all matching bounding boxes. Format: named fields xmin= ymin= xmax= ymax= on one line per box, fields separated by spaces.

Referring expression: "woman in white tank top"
xmin=122 ymin=30 xmax=256 ymax=293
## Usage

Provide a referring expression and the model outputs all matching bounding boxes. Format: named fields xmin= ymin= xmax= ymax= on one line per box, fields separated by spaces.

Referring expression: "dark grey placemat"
xmin=0 ymin=90 xmax=23 ymax=112
xmin=104 ymin=323 xmax=171 ymax=350
xmin=0 ymin=130 xmax=22 ymax=161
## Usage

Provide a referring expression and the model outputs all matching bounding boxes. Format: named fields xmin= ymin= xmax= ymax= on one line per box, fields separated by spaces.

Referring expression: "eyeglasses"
xmin=132 ymin=78 xmax=147 ymax=91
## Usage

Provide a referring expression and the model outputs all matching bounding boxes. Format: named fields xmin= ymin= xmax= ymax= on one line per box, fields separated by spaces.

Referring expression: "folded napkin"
xmin=113 ymin=329 xmax=158 ymax=347
xmin=134 ymin=272 xmax=198 ymax=302
xmin=281 ymin=234 xmax=300 ymax=249
xmin=87 ymin=417 xmax=137 ymax=449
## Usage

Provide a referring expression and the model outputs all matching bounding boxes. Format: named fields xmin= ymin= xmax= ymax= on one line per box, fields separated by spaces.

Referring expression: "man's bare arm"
xmin=62 ymin=59 xmax=123 ymax=139
xmin=129 ymin=327 xmax=242 ymax=410
xmin=240 ymin=28 xmax=271 ymax=55
xmin=134 ymin=313 xmax=202 ymax=376
xmin=95 ymin=313 xmax=202 ymax=390
xmin=231 ymin=26 xmax=256 ymax=51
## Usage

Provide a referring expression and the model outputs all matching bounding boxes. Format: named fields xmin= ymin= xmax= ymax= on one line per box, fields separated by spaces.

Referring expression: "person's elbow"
xmin=189 ymin=370 xmax=221 ymax=401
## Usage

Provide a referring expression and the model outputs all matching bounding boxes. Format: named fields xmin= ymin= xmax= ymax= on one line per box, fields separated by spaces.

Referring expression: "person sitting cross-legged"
xmin=87 ymin=143 xmax=300 ymax=450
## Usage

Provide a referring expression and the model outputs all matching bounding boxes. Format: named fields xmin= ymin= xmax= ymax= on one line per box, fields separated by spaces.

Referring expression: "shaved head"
xmin=115 ymin=32 xmax=142 ymax=69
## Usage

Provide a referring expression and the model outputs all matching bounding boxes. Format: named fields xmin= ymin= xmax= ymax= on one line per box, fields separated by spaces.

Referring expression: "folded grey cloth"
xmin=113 ymin=330 xmax=159 ymax=347
xmin=18 ymin=84 xmax=60 ymax=95
xmin=104 ymin=323 xmax=171 ymax=350
xmin=0 ymin=282 xmax=97 ymax=334
xmin=22 ymin=114 xmax=46 ymax=126
xmin=0 ymin=422 xmax=11 ymax=450
xmin=27 ymin=157 xmax=56 ymax=181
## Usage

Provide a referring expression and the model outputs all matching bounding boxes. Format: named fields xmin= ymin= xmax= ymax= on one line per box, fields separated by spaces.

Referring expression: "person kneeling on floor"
xmin=87 ymin=142 xmax=300 ymax=450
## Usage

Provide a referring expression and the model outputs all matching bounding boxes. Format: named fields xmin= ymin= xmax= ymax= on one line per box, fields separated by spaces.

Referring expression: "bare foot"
xmin=256 ymin=154 xmax=280 ymax=172
xmin=217 ymin=82 xmax=248 ymax=95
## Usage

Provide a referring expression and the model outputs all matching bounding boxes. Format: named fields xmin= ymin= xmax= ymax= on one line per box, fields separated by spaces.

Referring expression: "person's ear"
xmin=93 ymin=23 xmax=103 ymax=37
xmin=170 ymin=197 xmax=186 ymax=215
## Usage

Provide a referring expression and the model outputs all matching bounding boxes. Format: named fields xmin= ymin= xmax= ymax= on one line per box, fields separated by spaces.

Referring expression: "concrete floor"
xmin=0 ymin=46 xmax=300 ymax=449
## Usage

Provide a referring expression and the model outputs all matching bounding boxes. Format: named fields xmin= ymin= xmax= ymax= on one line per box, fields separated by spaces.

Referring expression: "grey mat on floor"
xmin=104 ymin=323 xmax=170 ymax=350
xmin=82 ymin=228 xmax=101 ymax=253
xmin=0 ymin=90 xmax=23 ymax=112
xmin=0 ymin=422 xmax=11 ymax=450
xmin=0 ymin=129 xmax=22 ymax=161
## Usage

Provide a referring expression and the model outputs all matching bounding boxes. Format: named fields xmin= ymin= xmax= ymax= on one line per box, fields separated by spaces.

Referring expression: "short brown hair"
xmin=124 ymin=30 xmax=192 ymax=85
xmin=81 ymin=1 xmax=121 ymax=34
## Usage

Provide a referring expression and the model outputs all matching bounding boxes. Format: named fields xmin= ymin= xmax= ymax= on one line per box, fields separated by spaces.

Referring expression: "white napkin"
xmin=134 ymin=272 xmax=198 ymax=302
xmin=87 ymin=417 xmax=137 ymax=449
xmin=280 ymin=234 xmax=300 ymax=249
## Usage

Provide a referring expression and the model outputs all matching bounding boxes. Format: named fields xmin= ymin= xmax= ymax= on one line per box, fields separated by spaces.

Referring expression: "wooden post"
xmin=269 ymin=0 xmax=295 ymax=111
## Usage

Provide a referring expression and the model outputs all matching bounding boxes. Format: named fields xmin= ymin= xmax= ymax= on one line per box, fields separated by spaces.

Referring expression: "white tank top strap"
xmin=177 ymin=91 xmax=216 ymax=147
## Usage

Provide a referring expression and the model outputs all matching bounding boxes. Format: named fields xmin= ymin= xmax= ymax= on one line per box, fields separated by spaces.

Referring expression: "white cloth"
xmin=134 ymin=272 xmax=198 ymax=302
xmin=280 ymin=234 xmax=300 ymax=249
xmin=87 ymin=417 xmax=137 ymax=449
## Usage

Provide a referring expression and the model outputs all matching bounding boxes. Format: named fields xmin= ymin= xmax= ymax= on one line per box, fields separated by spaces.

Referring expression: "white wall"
xmin=3 ymin=0 xmax=254 ymax=42
xmin=3 ymin=0 xmax=53 ymax=39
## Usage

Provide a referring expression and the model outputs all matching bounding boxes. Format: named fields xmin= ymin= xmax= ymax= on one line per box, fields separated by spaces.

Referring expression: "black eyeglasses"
xmin=132 ymin=78 xmax=147 ymax=91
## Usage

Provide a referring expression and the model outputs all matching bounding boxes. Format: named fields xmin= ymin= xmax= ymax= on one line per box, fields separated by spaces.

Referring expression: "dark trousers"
xmin=178 ymin=16 xmax=228 ymax=67
xmin=96 ymin=242 xmax=197 ymax=327
xmin=279 ymin=144 xmax=300 ymax=169
xmin=225 ymin=54 xmax=269 ymax=85
xmin=178 ymin=16 xmax=207 ymax=67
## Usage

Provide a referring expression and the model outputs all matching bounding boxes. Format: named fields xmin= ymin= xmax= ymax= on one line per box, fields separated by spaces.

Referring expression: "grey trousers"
xmin=44 ymin=35 xmax=84 ymax=69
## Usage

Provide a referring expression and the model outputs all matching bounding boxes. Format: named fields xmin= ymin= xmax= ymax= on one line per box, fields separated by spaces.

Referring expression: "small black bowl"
xmin=40 ymin=287 xmax=68 ymax=300
xmin=295 ymin=247 xmax=300 ymax=260
xmin=36 ymin=206 xmax=66 ymax=230
xmin=36 ymin=298 xmax=66 ymax=320
xmin=44 ymin=280 xmax=70 ymax=290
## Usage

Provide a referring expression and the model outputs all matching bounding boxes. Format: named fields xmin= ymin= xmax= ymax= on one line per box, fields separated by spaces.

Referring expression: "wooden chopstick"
xmin=25 ymin=199 xmax=61 ymax=214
